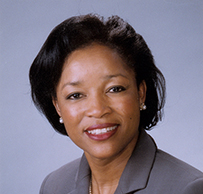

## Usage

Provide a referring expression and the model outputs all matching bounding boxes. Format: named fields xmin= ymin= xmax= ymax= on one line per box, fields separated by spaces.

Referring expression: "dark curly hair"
xmin=29 ymin=14 xmax=166 ymax=136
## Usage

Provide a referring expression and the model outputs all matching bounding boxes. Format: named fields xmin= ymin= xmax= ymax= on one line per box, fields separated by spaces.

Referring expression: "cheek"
xmin=115 ymin=96 xmax=140 ymax=119
xmin=60 ymin=106 xmax=84 ymax=132
xmin=62 ymin=107 xmax=78 ymax=120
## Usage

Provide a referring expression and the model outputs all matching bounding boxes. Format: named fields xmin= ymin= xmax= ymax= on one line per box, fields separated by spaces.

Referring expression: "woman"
xmin=29 ymin=14 xmax=203 ymax=194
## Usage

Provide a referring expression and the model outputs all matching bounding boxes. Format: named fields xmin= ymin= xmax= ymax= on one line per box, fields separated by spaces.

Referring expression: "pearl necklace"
xmin=89 ymin=179 xmax=92 ymax=194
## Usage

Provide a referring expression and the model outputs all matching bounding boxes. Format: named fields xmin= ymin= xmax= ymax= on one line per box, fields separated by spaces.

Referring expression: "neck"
xmin=85 ymin=135 xmax=138 ymax=194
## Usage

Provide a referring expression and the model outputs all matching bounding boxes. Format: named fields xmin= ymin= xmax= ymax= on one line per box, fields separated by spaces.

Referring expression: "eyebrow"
xmin=103 ymin=73 xmax=129 ymax=80
xmin=61 ymin=73 xmax=128 ymax=89
xmin=61 ymin=81 xmax=82 ymax=89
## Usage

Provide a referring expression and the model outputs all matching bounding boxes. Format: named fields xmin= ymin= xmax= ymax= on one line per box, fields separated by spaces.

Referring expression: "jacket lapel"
xmin=68 ymin=129 xmax=157 ymax=194
xmin=67 ymin=154 xmax=91 ymax=194
xmin=115 ymin=129 xmax=157 ymax=193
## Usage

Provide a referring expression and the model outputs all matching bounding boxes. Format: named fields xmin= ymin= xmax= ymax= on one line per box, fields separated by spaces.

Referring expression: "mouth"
xmin=85 ymin=124 xmax=119 ymax=141
xmin=87 ymin=125 xmax=117 ymax=135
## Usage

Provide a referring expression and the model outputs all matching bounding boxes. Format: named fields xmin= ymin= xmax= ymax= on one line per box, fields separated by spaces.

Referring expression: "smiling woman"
xmin=52 ymin=44 xmax=144 ymax=161
xmin=29 ymin=14 xmax=203 ymax=194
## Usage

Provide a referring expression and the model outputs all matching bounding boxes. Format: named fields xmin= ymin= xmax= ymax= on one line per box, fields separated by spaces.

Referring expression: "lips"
xmin=85 ymin=123 xmax=119 ymax=141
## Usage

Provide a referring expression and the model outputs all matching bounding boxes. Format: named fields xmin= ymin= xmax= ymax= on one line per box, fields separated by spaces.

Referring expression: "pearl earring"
xmin=59 ymin=117 xmax=63 ymax=123
xmin=140 ymin=103 xmax=147 ymax=111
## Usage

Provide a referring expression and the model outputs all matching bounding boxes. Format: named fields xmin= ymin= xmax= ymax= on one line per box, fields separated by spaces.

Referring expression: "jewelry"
xmin=59 ymin=117 xmax=63 ymax=123
xmin=89 ymin=178 xmax=92 ymax=194
xmin=140 ymin=103 xmax=147 ymax=111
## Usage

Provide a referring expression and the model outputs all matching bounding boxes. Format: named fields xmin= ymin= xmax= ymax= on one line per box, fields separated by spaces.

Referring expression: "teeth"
xmin=87 ymin=125 xmax=117 ymax=135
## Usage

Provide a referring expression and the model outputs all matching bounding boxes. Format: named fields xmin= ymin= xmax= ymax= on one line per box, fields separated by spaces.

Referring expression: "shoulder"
xmin=155 ymin=149 xmax=203 ymax=178
xmin=40 ymin=158 xmax=81 ymax=194
xmin=182 ymin=177 xmax=203 ymax=194
xmin=152 ymin=149 xmax=203 ymax=193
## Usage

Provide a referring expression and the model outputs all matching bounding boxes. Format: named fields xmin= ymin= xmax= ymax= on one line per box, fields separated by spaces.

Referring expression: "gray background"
xmin=1 ymin=0 xmax=203 ymax=193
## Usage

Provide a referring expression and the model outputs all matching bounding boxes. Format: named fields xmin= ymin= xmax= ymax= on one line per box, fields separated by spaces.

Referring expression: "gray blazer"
xmin=40 ymin=130 xmax=203 ymax=194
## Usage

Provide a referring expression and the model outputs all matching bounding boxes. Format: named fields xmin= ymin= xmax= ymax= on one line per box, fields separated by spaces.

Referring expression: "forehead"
xmin=63 ymin=43 xmax=132 ymax=73
xmin=57 ymin=43 xmax=136 ymax=90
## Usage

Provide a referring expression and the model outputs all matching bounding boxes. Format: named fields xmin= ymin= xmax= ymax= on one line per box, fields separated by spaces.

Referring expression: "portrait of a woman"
xmin=29 ymin=14 xmax=203 ymax=194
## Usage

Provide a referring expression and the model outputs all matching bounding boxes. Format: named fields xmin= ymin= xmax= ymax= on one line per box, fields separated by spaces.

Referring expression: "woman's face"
xmin=53 ymin=44 xmax=146 ymax=160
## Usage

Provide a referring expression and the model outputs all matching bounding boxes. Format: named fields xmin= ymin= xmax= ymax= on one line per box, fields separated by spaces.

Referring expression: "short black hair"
xmin=29 ymin=14 xmax=166 ymax=136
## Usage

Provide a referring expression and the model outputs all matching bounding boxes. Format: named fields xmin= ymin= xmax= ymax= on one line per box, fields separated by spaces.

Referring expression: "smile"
xmin=85 ymin=124 xmax=119 ymax=141
xmin=87 ymin=125 xmax=117 ymax=135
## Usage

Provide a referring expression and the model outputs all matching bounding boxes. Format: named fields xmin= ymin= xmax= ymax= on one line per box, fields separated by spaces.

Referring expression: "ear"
xmin=138 ymin=81 xmax=147 ymax=104
xmin=52 ymin=97 xmax=62 ymax=117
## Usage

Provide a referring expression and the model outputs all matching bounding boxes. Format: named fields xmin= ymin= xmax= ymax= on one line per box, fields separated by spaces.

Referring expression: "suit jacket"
xmin=40 ymin=129 xmax=203 ymax=194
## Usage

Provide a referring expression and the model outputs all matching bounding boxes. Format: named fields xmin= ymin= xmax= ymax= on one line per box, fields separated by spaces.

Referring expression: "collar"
xmin=69 ymin=129 xmax=157 ymax=194
xmin=115 ymin=129 xmax=157 ymax=193
xmin=68 ymin=154 xmax=90 ymax=194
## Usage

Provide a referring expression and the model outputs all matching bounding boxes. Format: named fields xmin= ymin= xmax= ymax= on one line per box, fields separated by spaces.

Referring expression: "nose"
xmin=85 ymin=94 xmax=112 ymax=118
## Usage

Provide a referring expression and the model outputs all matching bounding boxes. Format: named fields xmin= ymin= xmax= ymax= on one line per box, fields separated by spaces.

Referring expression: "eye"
xmin=67 ymin=92 xmax=84 ymax=100
xmin=108 ymin=86 xmax=126 ymax=93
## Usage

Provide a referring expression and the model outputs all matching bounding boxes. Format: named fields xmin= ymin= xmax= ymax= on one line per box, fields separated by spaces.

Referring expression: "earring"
xmin=59 ymin=117 xmax=63 ymax=123
xmin=140 ymin=103 xmax=147 ymax=111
